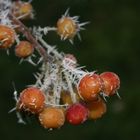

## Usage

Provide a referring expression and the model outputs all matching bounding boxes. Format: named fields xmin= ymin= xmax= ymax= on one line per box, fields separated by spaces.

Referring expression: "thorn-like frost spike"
xmin=16 ymin=112 xmax=26 ymax=124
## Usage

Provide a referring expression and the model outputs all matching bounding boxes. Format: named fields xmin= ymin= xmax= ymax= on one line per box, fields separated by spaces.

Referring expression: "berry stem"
xmin=38 ymin=36 xmax=63 ymax=59
xmin=37 ymin=26 xmax=57 ymax=35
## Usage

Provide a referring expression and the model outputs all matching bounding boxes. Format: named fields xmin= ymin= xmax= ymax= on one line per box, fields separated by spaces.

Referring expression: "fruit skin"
xmin=39 ymin=107 xmax=65 ymax=129
xmin=0 ymin=25 xmax=15 ymax=49
xmin=61 ymin=90 xmax=80 ymax=105
xmin=57 ymin=17 xmax=77 ymax=39
xmin=61 ymin=91 xmax=73 ymax=105
xmin=66 ymin=103 xmax=88 ymax=125
xmin=87 ymin=96 xmax=106 ymax=120
xmin=12 ymin=1 xmax=33 ymax=19
xmin=17 ymin=87 xmax=45 ymax=114
xmin=20 ymin=3 xmax=33 ymax=16
xmin=100 ymin=72 xmax=120 ymax=96
xmin=15 ymin=41 xmax=34 ymax=58
xmin=78 ymin=73 xmax=102 ymax=101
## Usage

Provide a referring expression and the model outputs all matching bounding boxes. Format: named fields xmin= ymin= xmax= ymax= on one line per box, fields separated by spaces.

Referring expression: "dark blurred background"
xmin=0 ymin=0 xmax=140 ymax=139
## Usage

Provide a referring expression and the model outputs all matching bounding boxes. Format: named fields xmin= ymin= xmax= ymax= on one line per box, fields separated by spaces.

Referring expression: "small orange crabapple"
xmin=17 ymin=87 xmax=45 ymax=114
xmin=15 ymin=41 xmax=34 ymax=58
xmin=78 ymin=73 xmax=102 ymax=101
xmin=86 ymin=96 xmax=107 ymax=120
xmin=57 ymin=17 xmax=77 ymax=40
xmin=61 ymin=90 xmax=80 ymax=105
xmin=56 ymin=9 xmax=89 ymax=42
xmin=12 ymin=1 xmax=33 ymax=19
xmin=100 ymin=72 xmax=120 ymax=96
xmin=0 ymin=25 xmax=15 ymax=49
xmin=39 ymin=107 xmax=65 ymax=129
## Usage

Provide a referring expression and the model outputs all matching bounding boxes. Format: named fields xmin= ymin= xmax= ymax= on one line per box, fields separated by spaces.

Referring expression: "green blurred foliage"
xmin=0 ymin=0 xmax=140 ymax=140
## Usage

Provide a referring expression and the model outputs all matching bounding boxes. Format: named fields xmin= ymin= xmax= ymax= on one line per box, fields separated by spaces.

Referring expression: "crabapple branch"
xmin=0 ymin=0 xmax=121 ymax=130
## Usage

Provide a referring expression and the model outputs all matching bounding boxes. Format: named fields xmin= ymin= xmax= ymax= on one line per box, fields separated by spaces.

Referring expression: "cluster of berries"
xmin=0 ymin=1 xmax=34 ymax=57
xmin=0 ymin=24 xmax=34 ymax=57
xmin=16 ymin=71 xmax=120 ymax=129
xmin=0 ymin=0 xmax=121 ymax=130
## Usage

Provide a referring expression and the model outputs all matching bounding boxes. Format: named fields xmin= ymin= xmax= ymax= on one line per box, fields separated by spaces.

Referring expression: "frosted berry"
xmin=57 ymin=17 xmax=77 ymax=39
xmin=0 ymin=25 xmax=15 ymax=49
xmin=17 ymin=87 xmax=45 ymax=114
xmin=63 ymin=54 xmax=77 ymax=68
xmin=12 ymin=1 xmax=33 ymax=19
xmin=20 ymin=3 xmax=33 ymax=15
xmin=87 ymin=96 xmax=106 ymax=120
xmin=100 ymin=72 xmax=120 ymax=96
xmin=15 ymin=41 xmax=34 ymax=58
xmin=66 ymin=103 xmax=88 ymax=125
xmin=61 ymin=90 xmax=80 ymax=105
xmin=78 ymin=73 xmax=102 ymax=101
xmin=39 ymin=107 xmax=65 ymax=129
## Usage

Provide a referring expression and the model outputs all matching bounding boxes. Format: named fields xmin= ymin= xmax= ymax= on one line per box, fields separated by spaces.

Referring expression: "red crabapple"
xmin=57 ymin=17 xmax=77 ymax=39
xmin=15 ymin=41 xmax=34 ymax=58
xmin=17 ymin=87 xmax=45 ymax=114
xmin=100 ymin=72 xmax=120 ymax=96
xmin=66 ymin=103 xmax=88 ymax=125
xmin=78 ymin=73 xmax=102 ymax=101
xmin=39 ymin=107 xmax=65 ymax=129
xmin=87 ymin=96 xmax=106 ymax=120
xmin=0 ymin=25 xmax=15 ymax=49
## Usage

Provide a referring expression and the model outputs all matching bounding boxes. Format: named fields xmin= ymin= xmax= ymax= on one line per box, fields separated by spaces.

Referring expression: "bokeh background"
xmin=0 ymin=0 xmax=140 ymax=139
